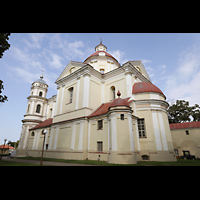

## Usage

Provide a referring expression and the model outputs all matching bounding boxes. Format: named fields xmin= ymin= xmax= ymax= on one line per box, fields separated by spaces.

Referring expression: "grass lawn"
xmin=0 ymin=160 xmax=39 ymax=166
xmin=16 ymin=156 xmax=200 ymax=166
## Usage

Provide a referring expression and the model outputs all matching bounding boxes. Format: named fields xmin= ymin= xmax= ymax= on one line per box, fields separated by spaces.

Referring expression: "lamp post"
xmin=2 ymin=139 xmax=7 ymax=155
xmin=40 ymin=129 xmax=47 ymax=166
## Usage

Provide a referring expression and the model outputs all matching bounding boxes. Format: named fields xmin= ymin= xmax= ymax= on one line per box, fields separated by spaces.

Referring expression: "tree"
xmin=167 ymin=100 xmax=200 ymax=123
xmin=0 ymin=33 xmax=10 ymax=58
xmin=7 ymin=140 xmax=19 ymax=149
xmin=0 ymin=33 xmax=10 ymax=103
xmin=0 ymin=80 xmax=8 ymax=103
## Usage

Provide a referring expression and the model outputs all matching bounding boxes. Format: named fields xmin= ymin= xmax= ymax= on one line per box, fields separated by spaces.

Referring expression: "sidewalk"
xmin=2 ymin=157 xmax=97 ymax=166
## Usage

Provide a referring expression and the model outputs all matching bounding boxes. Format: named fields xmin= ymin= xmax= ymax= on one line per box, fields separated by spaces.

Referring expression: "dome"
xmin=33 ymin=74 xmax=47 ymax=85
xmin=132 ymin=82 xmax=164 ymax=96
xmin=34 ymin=78 xmax=47 ymax=85
xmin=84 ymin=42 xmax=120 ymax=65
xmin=84 ymin=51 xmax=119 ymax=63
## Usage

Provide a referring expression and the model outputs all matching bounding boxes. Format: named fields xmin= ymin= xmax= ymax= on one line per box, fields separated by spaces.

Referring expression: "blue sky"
xmin=1 ymin=33 xmax=200 ymax=143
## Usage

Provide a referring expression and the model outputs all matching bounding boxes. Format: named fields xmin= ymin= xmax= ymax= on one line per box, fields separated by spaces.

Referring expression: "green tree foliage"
xmin=0 ymin=33 xmax=10 ymax=58
xmin=0 ymin=80 xmax=8 ymax=103
xmin=0 ymin=33 xmax=10 ymax=103
xmin=167 ymin=100 xmax=200 ymax=123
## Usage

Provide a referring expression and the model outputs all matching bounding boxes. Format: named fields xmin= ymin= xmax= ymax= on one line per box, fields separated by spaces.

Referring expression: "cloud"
xmin=49 ymin=53 xmax=64 ymax=69
xmin=23 ymin=33 xmax=46 ymax=49
xmin=143 ymin=60 xmax=167 ymax=84
xmin=164 ymin=45 xmax=200 ymax=106
xmin=108 ymin=50 xmax=127 ymax=64
xmin=7 ymin=34 xmax=94 ymax=93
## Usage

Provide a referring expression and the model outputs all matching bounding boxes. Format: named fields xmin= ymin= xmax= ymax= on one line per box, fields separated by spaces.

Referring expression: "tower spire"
xmin=40 ymin=69 xmax=44 ymax=79
xmin=100 ymin=38 xmax=102 ymax=44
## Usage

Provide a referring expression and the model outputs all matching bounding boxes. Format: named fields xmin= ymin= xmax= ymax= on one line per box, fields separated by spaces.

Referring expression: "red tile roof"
xmin=0 ymin=145 xmax=15 ymax=149
xmin=132 ymin=82 xmax=165 ymax=96
xmin=30 ymin=118 xmax=53 ymax=130
xmin=88 ymin=98 xmax=133 ymax=118
xmin=170 ymin=121 xmax=200 ymax=130
xmin=88 ymin=102 xmax=112 ymax=118
xmin=110 ymin=97 xmax=132 ymax=108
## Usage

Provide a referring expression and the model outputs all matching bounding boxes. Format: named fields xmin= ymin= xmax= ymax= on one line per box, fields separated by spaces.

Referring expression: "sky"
xmin=1 ymin=33 xmax=200 ymax=144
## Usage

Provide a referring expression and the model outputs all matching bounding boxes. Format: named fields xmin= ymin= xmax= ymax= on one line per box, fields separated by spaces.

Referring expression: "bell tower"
xmin=16 ymin=74 xmax=48 ymax=156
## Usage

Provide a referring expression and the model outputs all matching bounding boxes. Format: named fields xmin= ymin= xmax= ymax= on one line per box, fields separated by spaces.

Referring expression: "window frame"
xmin=97 ymin=120 xmax=103 ymax=130
xmin=39 ymin=91 xmax=43 ymax=97
xmin=36 ymin=104 xmax=41 ymax=113
xmin=97 ymin=141 xmax=103 ymax=152
xmin=137 ymin=118 xmax=146 ymax=138
xmin=68 ymin=87 xmax=74 ymax=104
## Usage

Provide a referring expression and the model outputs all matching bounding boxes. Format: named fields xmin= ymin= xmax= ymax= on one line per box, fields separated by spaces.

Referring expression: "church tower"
xmin=17 ymin=74 xmax=48 ymax=156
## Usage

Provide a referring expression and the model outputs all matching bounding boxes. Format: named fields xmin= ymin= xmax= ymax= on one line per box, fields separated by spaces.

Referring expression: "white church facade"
xmin=17 ymin=42 xmax=175 ymax=164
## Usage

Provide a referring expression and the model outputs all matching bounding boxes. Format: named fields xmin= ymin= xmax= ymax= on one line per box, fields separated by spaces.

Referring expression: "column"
xmin=71 ymin=122 xmax=76 ymax=150
xmin=54 ymin=87 xmax=60 ymax=115
xmin=23 ymin=126 xmax=29 ymax=149
xmin=125 ymin=69 xmax=132 ymax=98
xmin=128 ymin=114 xmax=134 ymax=151
xmin=158 ymin=112 xmax=168 ymax=150
xmin=59 ymin=86 xmax=65 ymax=114
xmin=30 ymin=101 xmax=35 ymax=114
xmin=109 ymin=113 xmax=117 ymax=151
xmin=82 ymin=70 xmax=90 ymax=108
xmin=78 ymin=121 xmax=84 ymax=150
xmin=48 ymin=128 xmax=54 ymax=150
xmin=75 ymin=76 xmax=80 ymax=109
xmin=101 ymin=80 xmax=105 ymax=104
xmin=152 ymin=112 xmax=162 ymax=150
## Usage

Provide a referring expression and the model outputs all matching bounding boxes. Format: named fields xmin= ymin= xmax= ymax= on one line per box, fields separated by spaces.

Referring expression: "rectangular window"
xmin=97 ymin=141 xmax=103 ymax=152
xmin=137 ymin=118 xmax=146 ymax=138
xmin=121 ymin=114 xmax=124 ymax=120
xmin=97 ymin=120 xmax=103 ymax=130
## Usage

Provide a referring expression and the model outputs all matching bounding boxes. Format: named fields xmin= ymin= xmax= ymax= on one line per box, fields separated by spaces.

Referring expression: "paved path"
xmin=2 ymin=157 xmax=97 ymax=166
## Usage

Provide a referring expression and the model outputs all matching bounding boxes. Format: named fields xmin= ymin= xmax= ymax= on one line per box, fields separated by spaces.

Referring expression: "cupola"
xmin=109 ymin=91 xmax=132 ymax=109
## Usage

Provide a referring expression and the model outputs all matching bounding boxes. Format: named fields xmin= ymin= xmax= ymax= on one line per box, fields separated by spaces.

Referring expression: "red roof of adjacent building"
xmin=170 ymin=121 xmax=200 ymax=130
xmin=30 ymin=118 xmax=53 ymax=130
xmin=0 ymin=145 xmax=15 ymax=149
xmin=132 ymin=82 xmax=165 ymax=96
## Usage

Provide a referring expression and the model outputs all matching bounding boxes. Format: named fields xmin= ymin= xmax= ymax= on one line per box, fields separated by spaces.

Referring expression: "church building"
xmin=17 ymin=42 xmax=175 ymax=164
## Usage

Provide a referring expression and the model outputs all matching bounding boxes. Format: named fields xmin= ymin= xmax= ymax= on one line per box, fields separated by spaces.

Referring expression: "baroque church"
xmin=17 ymin=42 xmax=176 ymax=164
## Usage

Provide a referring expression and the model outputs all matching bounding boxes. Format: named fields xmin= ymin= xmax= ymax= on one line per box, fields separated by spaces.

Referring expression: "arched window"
xmin=68 ymin=87 xmax=73 ymax=103
xmin=39 ymin=91 xmax=43 ymax=97
xmin=110 ymin=86 xmax=115 ymax=100
xmin=36 ymin=104 xmax=41 ymax=113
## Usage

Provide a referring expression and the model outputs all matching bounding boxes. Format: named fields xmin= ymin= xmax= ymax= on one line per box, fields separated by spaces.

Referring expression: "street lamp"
xmin=2 ymin=139 xmax=7 ymax=155
xmin=40 ymin=129 xmax=47 ymax=166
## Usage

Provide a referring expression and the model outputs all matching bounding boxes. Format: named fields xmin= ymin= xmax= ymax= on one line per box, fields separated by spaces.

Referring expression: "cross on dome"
xmin=40 ymin=69 xmax=44 ymax=79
